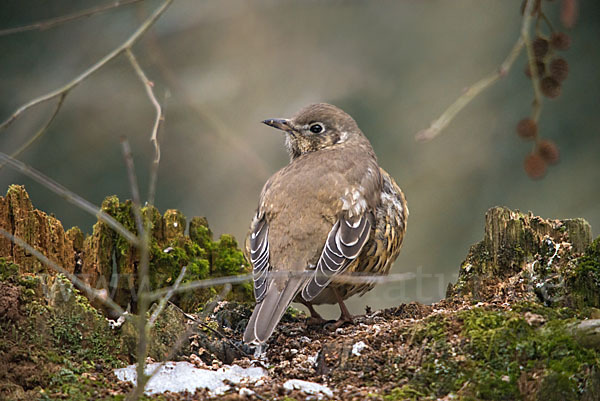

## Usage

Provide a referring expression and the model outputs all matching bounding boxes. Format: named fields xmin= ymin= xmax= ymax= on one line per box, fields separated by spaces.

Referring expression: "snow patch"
xmin=283 ymin=379 xmax=333 ymax=399
xmin=114 ymin=361 xmax=266 ymax=396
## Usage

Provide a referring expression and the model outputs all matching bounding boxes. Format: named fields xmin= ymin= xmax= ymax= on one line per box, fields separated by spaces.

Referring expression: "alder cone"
xmin=516 ymin=118 xmax=538 ymax=139
xmin=533 ymin=37 xmax=549 ymax=59
xmin=551 ymin=32 xmax=571 ymax=50
xmin=537 ymin=140 xmax=560 ymax=164
xmin=541 ymin=77 xmax=561 ymax=99
xmin=524 ymin=153 xmax=547 ymax=179
xmin=549 ymin=58 xmax=569 ymax=82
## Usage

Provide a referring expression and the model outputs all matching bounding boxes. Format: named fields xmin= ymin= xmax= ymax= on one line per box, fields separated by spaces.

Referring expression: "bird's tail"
xmin=243 ymin=276 xmax=305 ymax=345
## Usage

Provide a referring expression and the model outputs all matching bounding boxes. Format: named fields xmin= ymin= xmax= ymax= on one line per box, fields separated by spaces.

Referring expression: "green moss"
xmin=189 ymin=216 xmax=212 ymax=248
xmin=0 ymin=272 xmax=128 ymax=399
xmin=383 ymin=385 xmax=426 ymax=401
xmin=457 ymin=306 xmax=598 ymax=400
xmin=567 ymin=236 xmax=600 ymax=308
xmin=373 ymin=304 xmax=599 ymax=400
xmin=94 ymin=195 xmax=253 ymax=311
xmin=0 ymin=258 xmax=19 ymax=282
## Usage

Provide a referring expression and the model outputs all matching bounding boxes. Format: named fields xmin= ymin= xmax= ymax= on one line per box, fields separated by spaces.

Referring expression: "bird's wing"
xmin=301 ymin=212 xmax=372 ymax=301
xmin=245 ymin=213 xmax=310 ymax=345
xmin=249 ymin=215 xmax=270 ymax=302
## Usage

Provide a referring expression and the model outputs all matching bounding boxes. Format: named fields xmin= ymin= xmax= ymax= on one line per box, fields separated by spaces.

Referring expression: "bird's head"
xmin=262 ymin=103 xmax=366 ymax=160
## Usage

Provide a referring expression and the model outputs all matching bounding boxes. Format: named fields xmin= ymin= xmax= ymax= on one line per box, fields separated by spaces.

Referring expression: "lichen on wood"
xmin=447 ymin=206 xmax=594 ymax=305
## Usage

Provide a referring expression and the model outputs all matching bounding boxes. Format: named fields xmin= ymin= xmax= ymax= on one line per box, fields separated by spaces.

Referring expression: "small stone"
xmin=239 ymin=387 xmax=255 ymax=397
xmin=283 ymin=379 xmax=333 ymax=399
xmin=352 ymin=341 xmax=367 ymax=356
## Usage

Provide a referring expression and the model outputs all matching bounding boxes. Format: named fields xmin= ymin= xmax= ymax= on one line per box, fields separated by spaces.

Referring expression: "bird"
xmin=243 ymin=103 xmax=408 ymax=346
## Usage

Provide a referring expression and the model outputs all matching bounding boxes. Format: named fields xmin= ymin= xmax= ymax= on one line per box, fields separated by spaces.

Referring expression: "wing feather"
xmin=249 ymin=215 xmax=270 ymax=302
xmin=301 ymin=212 xmax=372 ymax=301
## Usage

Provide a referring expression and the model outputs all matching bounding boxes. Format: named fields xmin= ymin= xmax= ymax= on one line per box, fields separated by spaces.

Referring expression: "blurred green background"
xmin=1 ymin=0 xmax=598 ymax=317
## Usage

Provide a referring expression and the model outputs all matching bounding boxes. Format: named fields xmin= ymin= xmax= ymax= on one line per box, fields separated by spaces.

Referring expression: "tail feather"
xmin=243 ymin=277 xmax=305 ymax=345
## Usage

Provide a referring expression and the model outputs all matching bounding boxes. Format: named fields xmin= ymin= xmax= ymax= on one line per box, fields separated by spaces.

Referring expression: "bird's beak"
xmin=262 ymin=118 xmax=291 ymax=132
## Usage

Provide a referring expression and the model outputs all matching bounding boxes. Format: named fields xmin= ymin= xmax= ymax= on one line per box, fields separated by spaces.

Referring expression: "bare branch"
xmin=176 ymin=301 xmax=251 ymax=358
xmin=124 ymin=49 xmax=164 ymax=205
xmin=0 ymin=0 xmax=147 ymax=37
xmin=125 ymin=49 xmax=163 ymax=167
xmin=0 ymin=152 xmax=140 ymax=246
xmin=0 ymin=228 xmax=126 ymax=316
xmin=147 ymin=285 xmax=237 ymax=382
xmin=148 ymin=266 xmax=187 ymax=326
xmin=120 ymin=137 xmax=144 ymax=234
xmin=521 ymin=1 xmax=544 ymax=124
xmin=415 ymin=0 xmax=538 ymax=142
xmin=0 ymin=0 xmax=174 ymax=133
xmin=118 ymin=141 xmax=153 ymax=401
xmin=148 ymin=271 xmax=416 ymax=301
xmin=0 ymin=94 xmax=67 ymax=167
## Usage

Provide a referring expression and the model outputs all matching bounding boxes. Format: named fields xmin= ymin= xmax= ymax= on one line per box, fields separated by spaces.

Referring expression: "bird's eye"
xmin=309 ymin=123 xmax=324 ymax=134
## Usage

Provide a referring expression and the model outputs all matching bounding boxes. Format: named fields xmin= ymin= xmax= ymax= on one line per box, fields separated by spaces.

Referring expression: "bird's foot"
xmin=300 ymin=300 xmax=327 ymax=325
xmin=324 ymin=315 xmax=354 ymax=331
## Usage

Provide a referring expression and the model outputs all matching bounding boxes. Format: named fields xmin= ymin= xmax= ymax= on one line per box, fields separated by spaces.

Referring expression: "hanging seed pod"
xmin=550 ymin=32 xmax=571 ymax=50
xmin=540 ymin=76 xmax=562 ymax=98
xmin=516 ymin=118 xmax=538 ymax=139
xmin=533 ymin=37 xmax=549 ymax=59
xmin=537 ymin=139 xmax=560 ymax=164
xmin=524 ymin=152 xmax=547 ymax=179
xmin=549 ymin=57 xmax=569 ymax=82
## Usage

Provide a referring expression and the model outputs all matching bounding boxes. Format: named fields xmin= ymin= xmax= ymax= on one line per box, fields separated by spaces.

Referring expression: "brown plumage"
xmin=243 ymin=103 xmax=408 ymax=346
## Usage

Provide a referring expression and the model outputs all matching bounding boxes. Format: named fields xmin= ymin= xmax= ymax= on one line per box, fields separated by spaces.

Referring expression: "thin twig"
xmin=0 ymin=0 xmax=174 ymax=133
xmin=142 ymin=31 xmax=272 ymax=180
xmin=167 ymin=297 xmax=252 ymax=358
xmin=148 ymin=271 xmax=416 ymax=301
xmin=125 ymin=49 xmax=163 ymax=168
xmin=119 ymin=144 xmax=152 ymax=401
xmin=0 ymin=228 xmax=125 ymax=316
xmin=0 ymin=94 xmax=67 ymax=169
xmin=147 ymin=90 xmax=168 ymax=206
xmin=522 ymin=0 xmax=544 ymax=124
xmin=124 ymin=49 xmax=164 ymax=205
xmin=145 ymin=286 xmax=237 ymax=388
xmin=0 ymin=0 xmax=147 ymax=37
xmin=148 ymin=266 xmax=187 ymax=326
xmin=0 ymin=152 xmax=140 ymax=246
xmin=120 ymin=137 xmax=144 ymax=234
xmin=415 ymin=0 xmax=538 ymax=142
xmin=182 ymin=307 xmax=251 ymax=358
